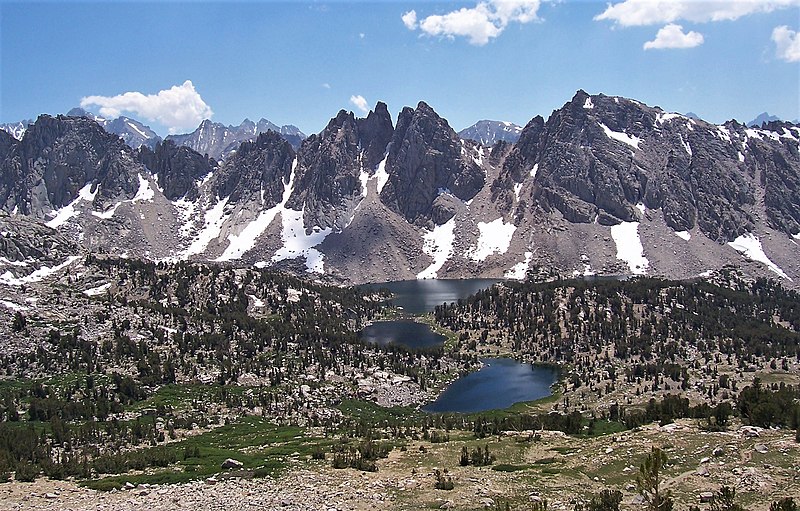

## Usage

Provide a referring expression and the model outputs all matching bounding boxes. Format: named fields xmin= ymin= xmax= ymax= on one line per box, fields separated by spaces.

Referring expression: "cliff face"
xmin=381 ymin=102 xmax=485 ymax=227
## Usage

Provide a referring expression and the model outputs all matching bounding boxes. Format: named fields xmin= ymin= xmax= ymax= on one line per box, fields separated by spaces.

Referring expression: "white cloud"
xmin=403 ymin=0 xmax=543 ymax=46
xmin=644 ymin=23 xmax=704 ymax=49
xmin=595 ymin=0 xmax=800 ymax=26
xmin=349 ymin=95 xmax=369 ymax=114
xmin=772 ymin=25 xmax=800 ymax=62
xmin=402 ymin=10 xmax=418 ymax=30
xmin=80 ymin=80 xmax=212 ymax=133
xmin=322 ymin=83 xmax=331 ymax=89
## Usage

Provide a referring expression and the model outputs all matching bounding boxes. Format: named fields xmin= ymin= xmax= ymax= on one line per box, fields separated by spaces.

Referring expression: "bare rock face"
xmin=138 ymin=140 xmax=215 ymax=201
xmin=381 ymin=101 xmax=484 ymax=226
xmin=0 ymin=114 xmax=142 ymax=218
xmin=212 ymin=131 xmax=295 ymax=206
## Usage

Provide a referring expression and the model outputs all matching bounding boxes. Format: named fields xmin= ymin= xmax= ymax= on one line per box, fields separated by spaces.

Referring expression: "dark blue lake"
xmin=423 ymin=358 xmax=559 ymax=413
xmin=363 ymin=278 xmax=503 ymax=314
xmin=359 ymin=320 xmax=445 ymax=349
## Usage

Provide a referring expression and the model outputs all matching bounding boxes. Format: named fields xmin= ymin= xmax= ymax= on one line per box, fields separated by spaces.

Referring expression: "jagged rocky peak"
xmin=381 ymin=101 xmax=485 ymax=226
xmin=212 ymin=130 xmax=295 ymax=207
xmin=287 ymin=109 xmax=365 ymax=231
xmin=0 ymin=114 xmax=142 ymax=217
xmin=138 ymin=139 xmax=215 ymax=201
xmin=356 ymin=101 xmax=394 ymax=170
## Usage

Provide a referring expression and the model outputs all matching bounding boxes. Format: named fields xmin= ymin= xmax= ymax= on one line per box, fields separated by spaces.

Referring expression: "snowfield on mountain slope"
xmin=45 ymin=183 xmax=97 ymax=228
xmin=271 ymin=208 xmax=332 ymax=273
xmin=217 ymin=160 xmax=298 ymax=262
xmin=505 ymin=251 xmax=532 ymax=279
xmin=417 ymin=217 xmax=456 ymax=279
xmin=610 ymin=222 xmax=648 ymax=275
xmin=181 ymin=197 xmax=230 ymax=259
xmin=0 ymin=256 xmax=80 ymax=286
xmin=465 ymin=218 xmax=516 ymax=262
xmin=598 ymin=122 xmax=641 ymax=150
xmin=728 ymin=233 xmax=790 ymax=280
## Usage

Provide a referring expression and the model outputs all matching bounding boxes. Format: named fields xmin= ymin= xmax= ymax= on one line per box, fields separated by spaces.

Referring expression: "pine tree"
xmin=636 ymin=447 xmax=673 ymax=511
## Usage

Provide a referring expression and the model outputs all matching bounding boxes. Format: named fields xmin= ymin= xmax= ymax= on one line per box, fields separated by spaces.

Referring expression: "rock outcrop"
xmin=138 ymin=140 xmax=216 ymax=201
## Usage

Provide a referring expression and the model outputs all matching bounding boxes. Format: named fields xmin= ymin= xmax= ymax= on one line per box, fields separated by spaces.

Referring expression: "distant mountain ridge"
xmin=0 ymin=119 xmax=34 ymax=141
xmin=748 ymin=112 xmax=781 ymax=128
xmin=458 ymin=120 xmax=522 ymax=145
xmin=1 ymin=90 xmax=799 ymax=287
xmin=65 ymin=107 xmax=163 ymax=150
xmin=166 ymin=118 xmax=306 ymax=160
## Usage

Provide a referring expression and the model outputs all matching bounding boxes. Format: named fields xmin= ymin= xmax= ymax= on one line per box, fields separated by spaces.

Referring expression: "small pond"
xmin=358 ymin=319 xmax=445 ymax=350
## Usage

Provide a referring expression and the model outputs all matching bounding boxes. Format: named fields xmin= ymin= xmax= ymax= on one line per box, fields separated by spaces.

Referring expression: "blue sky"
xmin=1 ymin=1 xmax=798 ymax=136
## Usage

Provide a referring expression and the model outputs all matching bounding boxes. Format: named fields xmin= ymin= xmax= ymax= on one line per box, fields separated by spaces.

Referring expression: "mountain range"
xmin=165 ymin=118 xmax=306 ymax=160
xmin=0 ymin=110 xmax=306 ymax=160
xmin=1 ymin=90 xmax=799 ymax=286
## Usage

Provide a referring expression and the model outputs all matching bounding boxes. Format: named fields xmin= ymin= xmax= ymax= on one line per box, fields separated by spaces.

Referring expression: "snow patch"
xmin=45 ymin=183 xmax=97 ymax=228
xmin=374 ymin=155 xmax=390 ymax=194
xmin=716 ymin=126 xmax=732 ymax=143
xmin=505 ymin=251 xmax=532 ymax=280
xmin=126 ymin=121 xmax=148 ymax=138
xmin=738 ymin=152 xmax=745 ymax=163
xmin=610 ymin=222 xmax=648 ymax=275
xmin=248 ymin=294 xmax=265 ymax=308
xmin=465 ymin=218 xmax=516 ymax=262
xmin=530 ymin=163 xmax=539 ymax=178
xmin=655 ymin=112 xmax=683 ymax=125
xmin=359 ymin=166 xmax=370 ymax=200
xmin=635 ymin=203 xmax=646 ymax=216
xmin=599 ymin=123 xmax=641 ymax=150
xmin=679 ymin=134 xmax=692 ymax=156
xmin=92 ymin=202 xmax=122 ymax=220
xmin=0 ymin=299 xmax=29 ymax=312
xmin=583 ymin=97 xmax=594 ymax=109
xmin=0 ymin=256 xmax=80 ymax=286
xmin=513 ymin=183 xmax=523 ymax=202
xmin=417 ymin=217 xmax=456 ymax=279
xmin=216 ymin=164 xmax=296 ymax=262
xmin=183 ymin=197 xmax=230 ymax=258
xmin=271 ymin=208 xmax=332 ymax=274
xmin=0 ymin=257 xmax=28 ymax=268
xmin=83 ymin=283 xmax=111 ymax=297
xmin=745 ymin=128 xmax=762 ymax=140
xmin=674 ymin=231 xmax=691 ymax=241
xmin=130 ymin=174 xmax=155 ymax=203
xmin=727 ymin=233 xmax=790 ymax=280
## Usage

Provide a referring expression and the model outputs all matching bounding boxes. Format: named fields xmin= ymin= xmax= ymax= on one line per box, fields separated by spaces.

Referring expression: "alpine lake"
xmin=359 ymin=279 xmax=558 ymax=413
